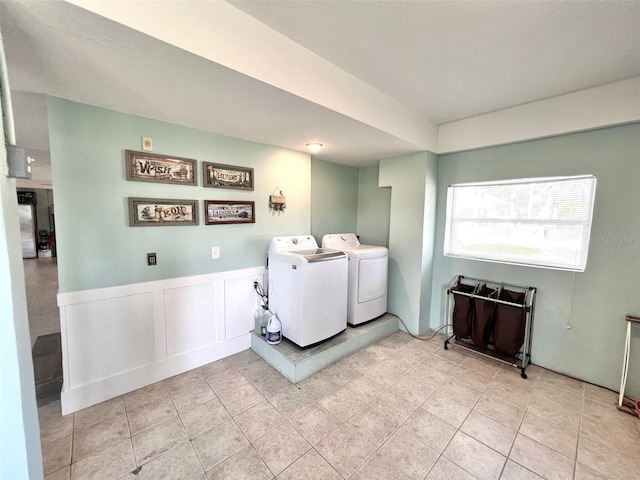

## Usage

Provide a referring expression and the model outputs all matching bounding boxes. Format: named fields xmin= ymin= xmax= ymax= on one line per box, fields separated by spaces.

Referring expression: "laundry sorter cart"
xmin=444 ymin=275 xmax=536 ymax=378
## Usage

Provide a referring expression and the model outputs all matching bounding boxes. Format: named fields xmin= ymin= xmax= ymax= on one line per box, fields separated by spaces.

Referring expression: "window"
xmin=444 ymin=175 xmax=597 ymax=271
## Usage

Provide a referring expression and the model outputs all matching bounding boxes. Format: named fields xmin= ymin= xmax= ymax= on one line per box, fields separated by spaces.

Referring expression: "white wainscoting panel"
xmin=57 ymin=266 xmax=265 ymax=415
xmin=65 ymin=293 xmax=155 ymax=389
xmin=165 ymin=283 xmax=218 ymax=358
xmin=225 ymin=276 xmax=261 ymax=340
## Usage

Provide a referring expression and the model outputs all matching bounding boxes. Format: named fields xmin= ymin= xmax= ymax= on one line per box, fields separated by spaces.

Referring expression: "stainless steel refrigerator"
xmin=19 ymin=203 xmax=37 ymax=258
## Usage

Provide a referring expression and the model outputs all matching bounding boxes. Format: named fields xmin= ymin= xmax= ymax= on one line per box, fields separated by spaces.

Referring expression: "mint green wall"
xmin=0 ymin=122 xmax=43 ymax=477
xmin=356 ymin=164 xmax=391 ymax=247
xmin=310 ymin=158 xmax=358 ymax=245
xmin=431 ymin=123 xmax=640 ymax=396
xmin=379 ymin=152 xmax=438 ymax=334
xmin=48 ymin=98 xmax=311 ymax=292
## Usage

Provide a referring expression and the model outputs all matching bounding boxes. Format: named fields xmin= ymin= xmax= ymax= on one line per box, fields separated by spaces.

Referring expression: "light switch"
xmin=211 ymin=247 xmax=220 ymax=259
xmin=147 ymin=253 xmax=157 ymax=266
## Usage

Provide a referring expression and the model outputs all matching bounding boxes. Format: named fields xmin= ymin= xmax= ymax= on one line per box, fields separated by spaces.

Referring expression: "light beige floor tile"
xmin=519 ymin=412 xmax=577 ymax=458
xmin=322 ymin=362 xmax=362 ymax=386
xmin=583 ymin=384 xmax=618 ymax=406
xmin=205 ymin=366 xmax=250 ymax=395
xmin=580 ymin=413 xmax=640 ymax=455
xmin=251 ymin=368 xmax=293 ymax=398
xmin=525 ymin=394 xmax=580 ymax=434
xmin=426 ymin=456 xmax=476 ymax=480
xmin=443 ymin=431 xmax=506 ymax=480
xmin=362 ymin=360 xmax=405 ymax=388
xmin=339 ymin=348 xmax=383 ymax=374
xmin=199 ymin=358 xmax=233 ymax=380
xmin=131 ymin=416 xmax=188 ymax=465
xmin=168 ymin=377 xmax=216 ymax=413
xmin=180 ymin=397 xmax=230 ymax=439
xmin=406 ymin=365 xmax=449 ymax=390
xmin=378 ymin=425 xmax=439 ymax=480
xmin=351 ymin=453 xmax=410 ymax=480
xmin=539 ymin=370 xmax=585 ymax=396
xmin=493 ymin=368 xmax=536 ymax=392
xmin=401 ymin=409 xmax=457 ymax=453
xmin=460 ymin=411 xmax=516 ymax=456
xmin=315 ymin=425 xmax=375 ymax=478
xmin=574 ymin=462 xmax=610 ymax=480
xmin=369 ymin=389 xmax=417 ymax=424
xmin=39 ymin=400 xmax=63 ymax=424
xmin=40 ymin=413 xmax=74 ymax=446
xmin=43 ymin=434 xmax=72 ymax=476
xmin=235 ymin=357 xmax=275 ymax=381
xmin=532 ymin=382 xmax=583 ymax=412
xmin=191 ymin=419 xmax=249 ymax=471
xmin=217 ymin=382 xmax=265 ymax=415
xmin=234 ymin=400 xmax=285 ymax=441
xmin=345 ymin=405 xmax=399 ymax=448
xmin=227 ymin=348 xmax=261 ymax=366
xmin=376 ymin=331 xmax=413 ymax=350
xmin=205 ymin=444 xmax=271 ymax=480
xmin=500 ymin=460 xmax=543 ymax=479
xmin=124 ymin=383 xmax=169 ymax=412
xmin=268 ymin=385 xmax=314 ymax=419
xmin=449 ymin=366 xmax=494 ymax=392
xmin=44 ymin=465 xmax=70 ymax=480
xmin=72 ymin=414 xmax=130 ymax=462
xmin=163 ymin=369 xmax=203 ymax=392
xmin=317 ymin=385 xmax=368 ymax=422
xmin=387 ymin=377 xmax=434 ymax=406
xmin=297 ymin=370 xmax=340 ymax=399
xmin=459 ymin=355 xmax=502 ymax=378
xmin=126 ymin=394 xmax=178 ymax=435
xmin=421 ymin=391 xmax=471 ymax=428
xmin=74 ymin=396 xmax=125 ymax=432
xmin=253 ymin=422 xmax=311 ymax=476
xmin=437 ymin=378 xmax=483 ymax=408
xmin=581 ymin=397 xmax=638 ymax=431
xmin=70 ymin=438 xmax=136 ymax=480
xmin=474 ymin=393 xmax=525 ymax=430
xmin=289 ymin=402 xmax=341 ymax=445
xmin=277 ymin=448 xmax=341 ymax=480
xmin=347 ymin=375 xmax=385 ymax=401
xmin=421 ymin=354 xmax=460 ymax=375
xmin=509 ymin=434 xmax=574 ymax=480
xmin=484 ymin=382 xmax=533 ymax=410
xmin=139 ymin=441 xmax=203 ymax=480
xmin=577 ymin=435 xmax=639 ymax=479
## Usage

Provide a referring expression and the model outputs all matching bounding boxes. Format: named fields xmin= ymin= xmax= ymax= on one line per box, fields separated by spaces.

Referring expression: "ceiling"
xmin=3 ymin=0 xmax=640 ymax=180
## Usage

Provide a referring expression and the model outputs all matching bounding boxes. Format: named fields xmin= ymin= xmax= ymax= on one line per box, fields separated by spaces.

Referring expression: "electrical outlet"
xmin=211 ymin=246 xmax=220 ymax=259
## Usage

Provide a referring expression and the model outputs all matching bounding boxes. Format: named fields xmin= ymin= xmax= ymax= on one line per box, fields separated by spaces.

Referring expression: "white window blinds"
xmin=444 ymin=175 xmax=597 ymax=271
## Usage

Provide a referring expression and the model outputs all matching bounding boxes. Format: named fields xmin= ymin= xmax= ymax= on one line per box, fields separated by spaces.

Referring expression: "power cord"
xmin=253 ymin=280 xmax=268 ymax=308
xmin=396 ymin=314 xmax=447 ymax=341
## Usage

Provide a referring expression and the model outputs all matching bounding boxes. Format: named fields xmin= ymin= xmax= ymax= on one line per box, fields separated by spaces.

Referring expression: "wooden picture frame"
xmin=128 ymin=197 xmax=198 ymax=226
xmin=126 ymin=150 xmax=197 ymax=186
xmin=203 ymin=162 xmax=254 ymax=190
xmin=204 ymin=200 xmax=255 ymax=225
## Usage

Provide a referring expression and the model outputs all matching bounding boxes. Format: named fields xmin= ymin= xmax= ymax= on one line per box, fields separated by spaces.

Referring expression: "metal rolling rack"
xmin=444 ymin=275 xmax=536 ymax=379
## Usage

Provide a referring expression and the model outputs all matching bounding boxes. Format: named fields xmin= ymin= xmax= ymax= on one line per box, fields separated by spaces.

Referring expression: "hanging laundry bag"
xmin=451 ymin=282 xmax=476 ymax=339
xmin=492 ymin=288 xmax=527 ymax=357
xmin=471 ymin=285 xmax=498 ymax=350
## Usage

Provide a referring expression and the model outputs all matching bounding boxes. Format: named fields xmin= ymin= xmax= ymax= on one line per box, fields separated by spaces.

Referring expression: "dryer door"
xmin=357 ymin=255 xmax=388 ymax=303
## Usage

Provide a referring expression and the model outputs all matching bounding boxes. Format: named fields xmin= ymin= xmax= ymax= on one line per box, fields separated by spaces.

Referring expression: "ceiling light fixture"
xmin=305 ymin=143 xmax=323 ymax=152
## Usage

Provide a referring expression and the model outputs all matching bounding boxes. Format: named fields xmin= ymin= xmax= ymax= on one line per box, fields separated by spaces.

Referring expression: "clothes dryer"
xmin=268 ymin=235 xmax=348 ymax=347
xmin=321 ymin=233 xmax=388 ymax=326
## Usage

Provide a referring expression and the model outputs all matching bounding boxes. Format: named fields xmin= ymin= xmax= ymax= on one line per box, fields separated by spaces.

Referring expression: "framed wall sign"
xmin=203 ymin=162 xmax=254 ymax=190
xmin=204 ymin=200 xmax=255 ymax=225
xmin=126 ymin=150 xmax=197 ymax=186
xmin=128 ymin=197 xmax=198 ymax=226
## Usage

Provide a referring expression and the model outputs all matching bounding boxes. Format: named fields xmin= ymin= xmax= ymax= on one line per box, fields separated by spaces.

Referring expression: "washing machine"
xmin=268 ymin=235 xmax=348 ymax=347
xmin=321 ymin=233 xmax=388 ymax=326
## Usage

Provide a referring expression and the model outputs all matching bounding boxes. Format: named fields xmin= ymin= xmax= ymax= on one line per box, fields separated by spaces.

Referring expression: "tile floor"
xmin=39 ymin=332 xmax=640 ymax=480
xmin=24 ymin=257 xmax=60 ymax=348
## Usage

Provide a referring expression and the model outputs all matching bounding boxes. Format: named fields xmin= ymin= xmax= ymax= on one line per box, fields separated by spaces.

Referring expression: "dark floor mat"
xmin=32 ymin=332 xmax=63 ymax=406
